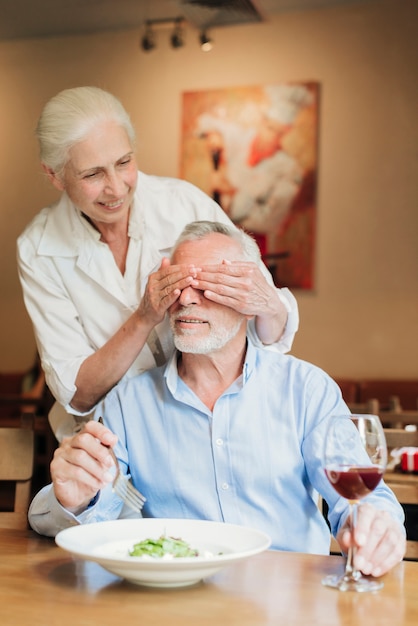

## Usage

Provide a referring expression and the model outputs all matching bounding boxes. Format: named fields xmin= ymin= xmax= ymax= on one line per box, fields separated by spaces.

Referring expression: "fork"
xmin=98 ymin=417 xmax=146 ymax=513
xmin=107 ymin=446 xmax=146 ymax=513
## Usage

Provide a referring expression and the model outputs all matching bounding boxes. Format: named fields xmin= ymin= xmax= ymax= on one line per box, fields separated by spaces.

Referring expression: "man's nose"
xmin=178 ymin=285 xmax=202 ymax=306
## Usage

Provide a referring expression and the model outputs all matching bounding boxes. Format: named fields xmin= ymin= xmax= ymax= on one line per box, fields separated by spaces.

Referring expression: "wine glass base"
xmin=322 ymin=573 xmax=383 ymax=592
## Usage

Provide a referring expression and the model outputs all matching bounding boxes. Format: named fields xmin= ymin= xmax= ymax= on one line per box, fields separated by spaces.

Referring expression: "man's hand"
xmin=51 ymin=420 xmax=117 ymax=514
xmin=336 ymin=502 xmax=406 ymax=577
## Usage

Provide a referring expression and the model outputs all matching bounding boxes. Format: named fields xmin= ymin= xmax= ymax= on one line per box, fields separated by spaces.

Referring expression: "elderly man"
xmin=29 ymin=221 xmax=405 ymax=578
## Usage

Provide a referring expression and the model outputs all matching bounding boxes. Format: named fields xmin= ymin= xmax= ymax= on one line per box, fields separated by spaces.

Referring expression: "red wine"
xmin=325 ymin=465 xmax=384 ymax=500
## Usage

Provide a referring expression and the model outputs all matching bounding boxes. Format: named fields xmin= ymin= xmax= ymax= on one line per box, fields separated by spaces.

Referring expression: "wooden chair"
xmin=379 ymin=410 xmax=418 ymax=430
xmin=0 ymin=356 xmax=56 ymax=492
xmin=358 ymin=380 xmax=418 ymax=411
xmin=347 ymin=398 xmax=380 ymax=415
xmin=0 ymin=425 xmax=34 ymax=529
xmin=384 ymin=428 xmax=418 ymax=451
xmin=0 ymin=354 xmax=47 ymax=422
xmin=334 ymin=378 xmax=359 ymax=405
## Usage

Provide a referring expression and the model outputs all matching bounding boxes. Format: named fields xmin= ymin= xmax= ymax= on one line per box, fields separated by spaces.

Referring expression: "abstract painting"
xmin=180 ymin=82 xmax=320 ymax=289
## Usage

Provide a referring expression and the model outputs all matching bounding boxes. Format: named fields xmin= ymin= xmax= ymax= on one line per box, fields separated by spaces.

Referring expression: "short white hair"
xmin=36 ymin=86 xmax=136 ymax=172
xmin=171 ymin=220 xmax=262 ymax=264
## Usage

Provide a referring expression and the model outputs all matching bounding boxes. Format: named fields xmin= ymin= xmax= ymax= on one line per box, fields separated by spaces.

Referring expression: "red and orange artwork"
xmin=180 ymin=82 xmax=320 ymax=289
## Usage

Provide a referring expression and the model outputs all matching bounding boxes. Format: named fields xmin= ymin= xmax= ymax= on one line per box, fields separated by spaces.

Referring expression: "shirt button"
xmin=221 ymin=482 xmax=229 ymax=490
xmin=216 ymin=438 xmax=224 ymax=446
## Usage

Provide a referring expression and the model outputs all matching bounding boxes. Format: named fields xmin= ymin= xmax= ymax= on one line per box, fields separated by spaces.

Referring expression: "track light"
xmin=199 ymin=30 xmax=213 ymax=52
xmin=170 ymin=18 xmax=184 ymax=49
xmin=139 ymin=17 xmax=213 ymax=53
xmin=141 ymin=22 xmax=155 ymax=52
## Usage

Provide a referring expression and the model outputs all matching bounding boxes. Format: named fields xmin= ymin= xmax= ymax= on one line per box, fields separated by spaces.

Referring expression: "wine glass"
xmin=322 ymin=414 xmax=387 ymax=592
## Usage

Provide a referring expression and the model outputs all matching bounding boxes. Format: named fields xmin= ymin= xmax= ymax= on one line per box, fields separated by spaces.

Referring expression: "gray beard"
xmin=170 ymin=314 xmax=243 ymax=355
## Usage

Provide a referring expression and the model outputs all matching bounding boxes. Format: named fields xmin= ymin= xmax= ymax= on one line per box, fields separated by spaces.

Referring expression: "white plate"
xmin=56 ymin=518 xmax=271 ymax=588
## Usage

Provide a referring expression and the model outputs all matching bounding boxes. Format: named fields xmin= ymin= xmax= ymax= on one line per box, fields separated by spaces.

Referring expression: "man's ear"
xmin=41 ymin=163 xmax=65 ymax=192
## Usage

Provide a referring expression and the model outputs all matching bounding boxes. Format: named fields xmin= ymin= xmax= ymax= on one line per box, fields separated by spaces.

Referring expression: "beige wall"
xmin=0 ymin=0 xmax=417 ymax=378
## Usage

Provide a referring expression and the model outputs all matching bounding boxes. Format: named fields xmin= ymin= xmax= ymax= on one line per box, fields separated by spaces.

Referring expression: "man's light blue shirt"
xmin=29 ymin=341 xmax=404 ymax=551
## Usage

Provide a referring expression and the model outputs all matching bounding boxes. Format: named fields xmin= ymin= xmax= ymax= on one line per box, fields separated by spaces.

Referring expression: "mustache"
xmin=171 ymin=306 xmax=203 ymax=322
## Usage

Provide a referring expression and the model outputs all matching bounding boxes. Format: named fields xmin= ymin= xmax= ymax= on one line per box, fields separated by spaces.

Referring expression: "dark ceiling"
xmin=0 ymin=0 xmax=373 ymax=42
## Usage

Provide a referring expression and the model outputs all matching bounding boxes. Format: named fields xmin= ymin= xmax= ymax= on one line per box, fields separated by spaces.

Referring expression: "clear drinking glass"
xmin=322 ymin=414 xmax=387 ymax=592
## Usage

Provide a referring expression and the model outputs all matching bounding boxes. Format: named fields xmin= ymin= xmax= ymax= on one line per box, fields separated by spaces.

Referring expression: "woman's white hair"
xmin=171 ymin=221 xmax=262 ymax=264
xmin=35 ymin=86 xmax=136 ymax=172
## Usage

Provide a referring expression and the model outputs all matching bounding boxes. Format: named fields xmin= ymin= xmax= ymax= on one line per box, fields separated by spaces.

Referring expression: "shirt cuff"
xmin=278 ymin=287 xmax=300 ymax=345
xmin=248 ymin=287 xmax=299 ymax=354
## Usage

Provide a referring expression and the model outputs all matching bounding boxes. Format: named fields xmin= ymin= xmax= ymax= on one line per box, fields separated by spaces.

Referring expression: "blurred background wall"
xmin=0 ymin=0 xmax=416 ymax=378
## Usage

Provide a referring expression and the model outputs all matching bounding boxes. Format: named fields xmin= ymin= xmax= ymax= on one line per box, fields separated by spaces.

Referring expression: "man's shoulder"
xmin=255 ymin=346 xmax=333 ymax=382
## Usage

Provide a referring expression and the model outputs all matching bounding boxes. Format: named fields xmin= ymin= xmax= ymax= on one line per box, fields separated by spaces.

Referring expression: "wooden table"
xmin=385 ymin=467 xmax=418 ymax=506
xmin=386 ymin=469 xmax=418 ymax=488
xmin=1 ymin=529 xmax=418 ymax=626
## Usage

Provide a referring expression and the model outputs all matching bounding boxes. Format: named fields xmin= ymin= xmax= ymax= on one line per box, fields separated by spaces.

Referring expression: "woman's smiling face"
xmin=50 ymin=120 xmax=138 ymax=227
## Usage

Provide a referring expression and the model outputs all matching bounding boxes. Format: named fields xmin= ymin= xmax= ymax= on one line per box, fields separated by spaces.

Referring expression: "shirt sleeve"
xmin=247 ymin=286 xmax=299 ymax=354
xmin=301 ymin=371 xmax=405 ymax=538
xmin=28 ymin=482 xmax=127 ymax=538
xmin=17 ymin=231 xmax=91 ymax=408
xmin=28 ymin=484 xmax=82 ymax=538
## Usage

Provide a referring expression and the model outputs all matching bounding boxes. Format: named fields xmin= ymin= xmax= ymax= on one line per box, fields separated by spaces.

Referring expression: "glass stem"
xmin=344 ymin=501 xmax=361 ymax=581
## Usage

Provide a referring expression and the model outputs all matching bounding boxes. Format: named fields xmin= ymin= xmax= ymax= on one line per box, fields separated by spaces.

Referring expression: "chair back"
xmin=358 ymin=380 xmax=418 ymax=411
xmin=347 ymin=398 xmax=380 ymax=415
xmin=0 ymin=354 xmax=46 ymax=423
xmin=0 ymin=426 xmax=34 ymax=529
xmin=384 ymin=428 xmax=418 ymax=451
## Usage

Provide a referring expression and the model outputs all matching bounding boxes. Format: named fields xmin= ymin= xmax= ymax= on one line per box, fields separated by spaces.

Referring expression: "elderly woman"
xmin=17 ymin=86 xmax=299 ymax=439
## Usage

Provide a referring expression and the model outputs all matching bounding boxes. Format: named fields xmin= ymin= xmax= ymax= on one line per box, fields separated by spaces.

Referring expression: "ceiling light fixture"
xmin=139 ymin=17 xmax=212 ymax=53
xmin=199 ymin=30 xmax=213 ymax=52
xmin=141 ymin=22 xmax=155 ymax=52
xmin=170 ymin=18 xmax=185 ymax=49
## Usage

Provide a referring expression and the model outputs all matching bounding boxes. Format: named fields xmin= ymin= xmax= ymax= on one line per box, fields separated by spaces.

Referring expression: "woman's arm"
xmin=17 ymin=235 xmax=196 ymax=413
